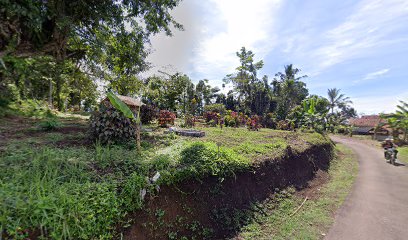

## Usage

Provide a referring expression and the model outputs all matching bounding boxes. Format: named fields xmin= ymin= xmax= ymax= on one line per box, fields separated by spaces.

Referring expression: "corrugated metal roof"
xmin=353 ymin=126 xmax=374 ymax=133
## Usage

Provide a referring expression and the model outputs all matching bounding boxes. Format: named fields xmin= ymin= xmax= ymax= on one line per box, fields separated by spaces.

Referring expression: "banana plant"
xmin=107 ymin=92 xmax=141 ymax=151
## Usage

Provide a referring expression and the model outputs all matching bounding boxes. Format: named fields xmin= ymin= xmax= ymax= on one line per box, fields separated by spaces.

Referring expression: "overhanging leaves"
xmin=107 ymin=92 xmax=135 ymax=120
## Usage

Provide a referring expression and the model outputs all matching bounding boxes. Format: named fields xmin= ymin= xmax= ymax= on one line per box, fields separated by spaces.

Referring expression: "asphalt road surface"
xmin=326 ymin=136 xmax=408 ymax=240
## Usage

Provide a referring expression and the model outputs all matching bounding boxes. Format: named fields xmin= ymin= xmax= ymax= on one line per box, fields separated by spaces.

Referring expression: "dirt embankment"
xmin=123 ymin=143 xmax=334 ymax=240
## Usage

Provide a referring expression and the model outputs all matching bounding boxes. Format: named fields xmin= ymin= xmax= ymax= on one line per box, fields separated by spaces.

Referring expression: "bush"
xmin=89 ymin=103 xmax=137 ymax=144
xmin=204 ymin=111 xmax=220 ymax=125
xmin=224 ymin=111 xmax=239 ymax=127
xmin=140 ymin=104 xmax=158 ymax=124
xmin=246 ymin=115 xmax=261 ymax=131
xmin=38 ymin=117 xmax=61 ymax=131
xmin=204 ymin=103 xmax=226 ymax=114
xmin=184 ymin=114 xmax=196 ymax=128
xmin=173 ymin=142 xmax=250 ymax=182
xmin=0 ymin=83 xmax=20 ymax=106
xmin=238 ymin=112 xmax=249 ymax=126
xmin=263 ymin=112 xmax=277 ymax=129
xmin=277 ymin=120 xmax=293 ymax=131
xmin=158 ymin=110 xmax=176 ymax=127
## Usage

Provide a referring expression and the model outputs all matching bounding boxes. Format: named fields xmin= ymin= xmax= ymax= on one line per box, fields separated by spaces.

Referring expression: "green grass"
xmin=237 ymin=143 xmax=358 ymax=239
xmin=0 ymin=116 xmax=331 ymax=239
xmin=398 ymin=146 xmax=408 ymax=164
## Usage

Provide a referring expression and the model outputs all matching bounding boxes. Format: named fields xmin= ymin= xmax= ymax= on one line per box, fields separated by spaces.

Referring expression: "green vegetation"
xmin=381 ymin=100 xmax=408 ymax=144
xmin=1 ymin=1 xmax=360 ymax=239
xmin=398 ymin=146 xmax=408 ymax=164
xmin=0 ymin=115 xmax=330 ymax=239
xmin=237 ymin=143 xmax=358 ymax=239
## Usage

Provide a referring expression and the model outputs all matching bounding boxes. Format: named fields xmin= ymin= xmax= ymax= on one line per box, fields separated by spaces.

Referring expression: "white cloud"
xmin=363 ymin=68 xmax=390 ymax=80
xmin=191 ymin=0 xmax=282 ymax=83
xmin=352 ymin=92 xmax=408 ymax=114
xmin=310 ymin=0 xmax=408 ymax=74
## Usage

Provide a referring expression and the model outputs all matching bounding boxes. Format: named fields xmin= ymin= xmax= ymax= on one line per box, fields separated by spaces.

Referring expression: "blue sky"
xmin=146 ymin=0 xmax=408 ymax=114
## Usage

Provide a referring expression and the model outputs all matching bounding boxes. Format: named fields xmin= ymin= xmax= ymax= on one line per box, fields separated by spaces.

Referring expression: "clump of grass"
xmin=38 ymin=118 xmax=62 ymax=131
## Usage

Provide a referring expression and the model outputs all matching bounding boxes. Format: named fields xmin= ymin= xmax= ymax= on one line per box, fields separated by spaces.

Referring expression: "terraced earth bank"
xmin=124 ymin=142 xmax=333 ymax=240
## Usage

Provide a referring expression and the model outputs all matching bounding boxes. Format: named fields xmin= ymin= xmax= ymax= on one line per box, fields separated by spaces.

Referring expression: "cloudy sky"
xmin=146 ymin=0 xmax=408 ymax=114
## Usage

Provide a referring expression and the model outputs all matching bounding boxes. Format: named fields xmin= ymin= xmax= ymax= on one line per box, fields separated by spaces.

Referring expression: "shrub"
xmin=277 ymin=120 xmax=293 ymax=131
xmin=0 ymin=83 xmax=20 ymax=108
xmin=89 ymin=103 xmax=137 ymax=144
xmin=224 ymin=111 xmax=239 ymax=127
xmin=173 ymin=142 xmax=250 ymax=182
xmin=204 ymin=103 xmax=226 ymax=114
xmin=38 ymin=117 xmax=61 ymax=131
xmin=238 ymin=112 xmax=249 ymax=126
xmin=204 ymin=111 xmax=220 ymax=125
xmin=246 ymin=115 xmax=261 ymax=131
xmin=263 ymin=112 xmax=277 ymax=129
xmin=184 ymin=114 xmax=195 ymax=128
xmin=140 ymin=104 xmax=158 ymax=124
xmin=158 ymin=110 xmax=176 ymax=127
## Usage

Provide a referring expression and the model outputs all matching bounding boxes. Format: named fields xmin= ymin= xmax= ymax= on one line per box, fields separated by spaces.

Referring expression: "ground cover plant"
xmin=0 ymin=114 xmax=331 ymax=239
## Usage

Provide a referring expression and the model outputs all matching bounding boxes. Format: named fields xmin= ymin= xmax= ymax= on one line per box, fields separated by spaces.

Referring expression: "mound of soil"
xmin=123 ymin=143 xmax=333 ymax=239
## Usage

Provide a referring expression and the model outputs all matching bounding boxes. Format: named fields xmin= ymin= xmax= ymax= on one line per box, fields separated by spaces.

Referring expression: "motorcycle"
xmin=385 ymin=148 xmax=396 ymax=165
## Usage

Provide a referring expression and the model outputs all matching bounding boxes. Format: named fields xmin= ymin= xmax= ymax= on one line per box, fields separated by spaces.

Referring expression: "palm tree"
xmin=382 ymin=100 xmax=408 ymax=142
xmin=275 ymin=64 xmax=307 ymax=82
xmin=327 ymin=88 xmax=352 ymax=114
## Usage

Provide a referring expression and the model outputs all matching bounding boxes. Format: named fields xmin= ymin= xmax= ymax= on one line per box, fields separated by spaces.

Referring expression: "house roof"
xmin=349 ymin=115 xmax=386 ymax=127
xmin=103 ymin=95 xmax=144 ymax=107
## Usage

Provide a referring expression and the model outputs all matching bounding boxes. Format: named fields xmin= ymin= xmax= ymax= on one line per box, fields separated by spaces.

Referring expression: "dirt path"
xmin=326 ymin=136 xmax=408 ymax=240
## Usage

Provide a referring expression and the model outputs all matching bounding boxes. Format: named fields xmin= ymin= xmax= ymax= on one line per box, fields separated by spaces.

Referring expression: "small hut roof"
xmin=103 ymin=95 xmax=144 ymax=107
xmin=349 ymin=115 xmax=385 ymax=127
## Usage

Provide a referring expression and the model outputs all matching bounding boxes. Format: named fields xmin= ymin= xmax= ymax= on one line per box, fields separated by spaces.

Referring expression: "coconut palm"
xmin=382 ymin=100 xmax=408 ymax=142
xmin=327 ymin=88 xmax=352 ymax=114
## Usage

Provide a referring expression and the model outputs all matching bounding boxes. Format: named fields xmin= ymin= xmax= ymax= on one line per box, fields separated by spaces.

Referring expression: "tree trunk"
xmin=55 ymin=71 xmax=63 ymax=111
xmin=51 ymin=0 xmax=68 ymax=111
xmin=136 ymin=123 xmax=141 ymax=152
xmin=49 ymin=78 xmax=53 ymax=108
xmin=136 ymin=110 xmax=141 ymax=151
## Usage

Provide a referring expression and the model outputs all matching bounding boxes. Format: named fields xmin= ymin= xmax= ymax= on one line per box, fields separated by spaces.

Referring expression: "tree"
xmin=327 ymin=88 xmax=352 ymax=114
xmin=382 ymin=100 xmax=408 ymax=142
xmin=273 ymin=64 xmax=309 ymax=120
xmin=224 ymin=47 xmax=266 ymax=114
xmin=1 ymin=0 xmax=183 ymax=109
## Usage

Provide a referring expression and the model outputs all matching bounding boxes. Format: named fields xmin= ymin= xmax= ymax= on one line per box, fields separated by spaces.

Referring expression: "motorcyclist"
xmin=381 ymin=137 xmax=398 ymax=161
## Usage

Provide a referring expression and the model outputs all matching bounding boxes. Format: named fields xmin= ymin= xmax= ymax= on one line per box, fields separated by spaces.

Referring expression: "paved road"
xmin=326 ymin=136 xmax=408 ymax=240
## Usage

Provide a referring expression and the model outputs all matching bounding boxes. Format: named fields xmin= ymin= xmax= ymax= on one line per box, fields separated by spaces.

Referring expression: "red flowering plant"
xmin=247 ymin=115 xmax=262 ymax=131
xmin=238 ymin=112 xmax=249 ymax=126
xmin=158 ymin=110 xmax=176 ymax=127
xmin=224 ymin=110 xmax=239 ymax=127
xmin=204 ymin=111 xmax=220 ymax=126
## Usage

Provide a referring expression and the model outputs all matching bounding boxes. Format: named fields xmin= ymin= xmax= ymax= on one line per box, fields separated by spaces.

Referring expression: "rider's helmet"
xmin=385 ymin=137 xmax=393 ymax=142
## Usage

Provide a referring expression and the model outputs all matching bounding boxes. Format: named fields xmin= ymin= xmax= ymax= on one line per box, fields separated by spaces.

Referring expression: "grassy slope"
xmin=0 ymin=116 xmax=330 ymax=239
xmin=399 ymin=146 xmax=408 ymax=164
xmin=237 ymin=143 xmax=358 ymax=240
